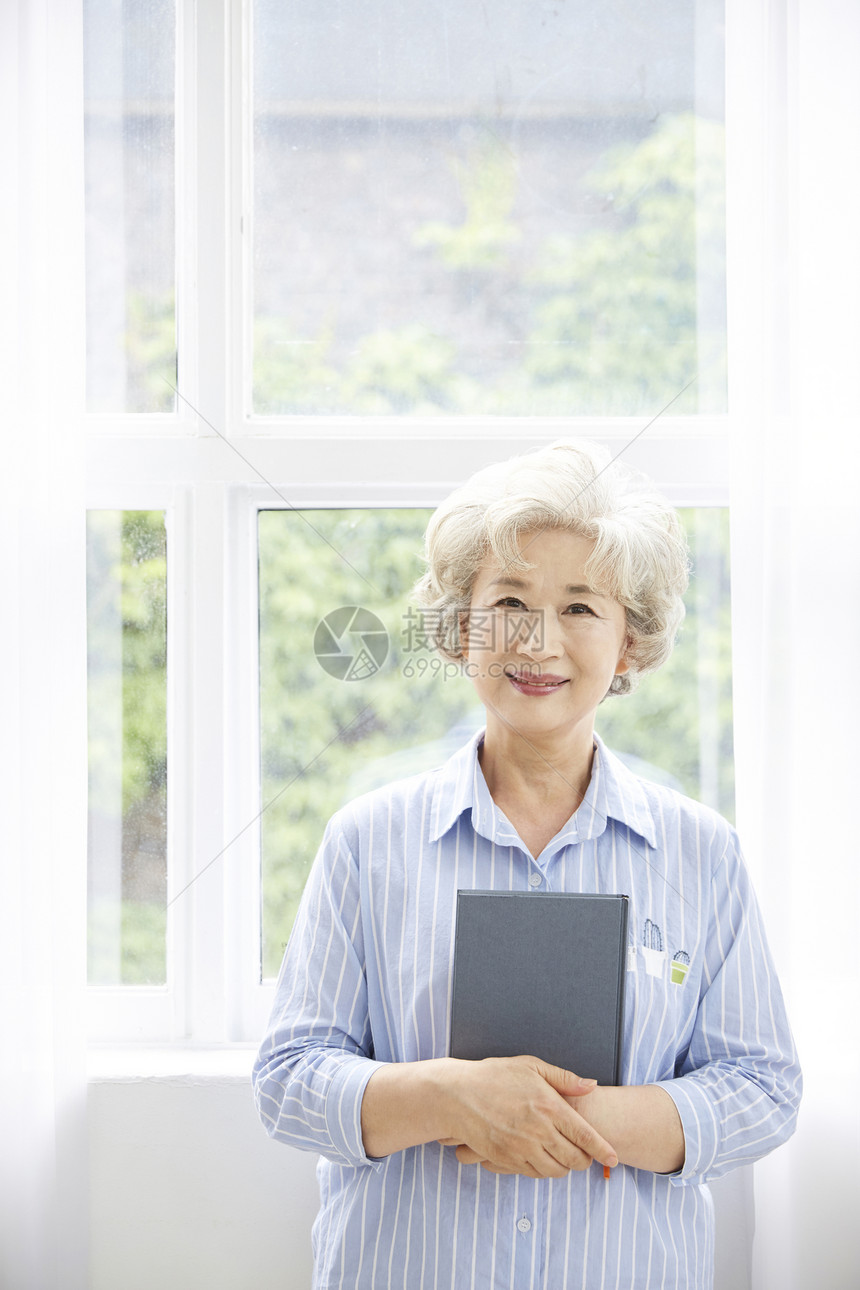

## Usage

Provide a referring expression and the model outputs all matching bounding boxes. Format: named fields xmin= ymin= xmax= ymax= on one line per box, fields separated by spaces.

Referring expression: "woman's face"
xmin=463 ymin=528 xmax=630 ymax=746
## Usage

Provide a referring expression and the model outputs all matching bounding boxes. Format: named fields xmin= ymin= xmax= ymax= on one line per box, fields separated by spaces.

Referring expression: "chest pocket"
xmin=622 ymin=918 xmax=700 ymax=1084
xmin=631 ymin=915 xmax=694 ymax=983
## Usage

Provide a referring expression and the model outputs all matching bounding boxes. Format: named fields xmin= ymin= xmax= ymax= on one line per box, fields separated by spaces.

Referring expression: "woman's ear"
xmin=614 ymin=637 xmax=632 ymax=676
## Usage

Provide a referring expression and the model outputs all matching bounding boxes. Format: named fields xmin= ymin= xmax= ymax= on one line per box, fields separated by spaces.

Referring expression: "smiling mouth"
xmin=506 ymin=672 xmax=569 ymax=690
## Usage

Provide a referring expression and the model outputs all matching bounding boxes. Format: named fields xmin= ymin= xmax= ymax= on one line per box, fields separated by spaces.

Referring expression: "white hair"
xmin=412 ymin=439 xmax=689 ymax=696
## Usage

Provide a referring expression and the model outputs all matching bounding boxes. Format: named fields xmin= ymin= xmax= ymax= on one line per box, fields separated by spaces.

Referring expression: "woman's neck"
xmin=478 ymin=721 xmax=596 ymax=815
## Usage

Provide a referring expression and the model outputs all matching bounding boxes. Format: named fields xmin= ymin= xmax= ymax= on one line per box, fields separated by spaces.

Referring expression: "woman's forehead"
xmin=475 ymin=529 xmax=596 ymax=582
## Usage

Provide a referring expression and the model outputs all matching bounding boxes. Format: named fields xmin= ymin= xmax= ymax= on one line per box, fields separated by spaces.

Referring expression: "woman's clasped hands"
xmin=436 ymin=1054 xmax=618 ymax=1180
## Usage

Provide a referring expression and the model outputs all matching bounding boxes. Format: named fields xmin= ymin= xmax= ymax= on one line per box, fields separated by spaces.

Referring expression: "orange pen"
xmin=603 ymin=1164 xmax=611 ymax=1180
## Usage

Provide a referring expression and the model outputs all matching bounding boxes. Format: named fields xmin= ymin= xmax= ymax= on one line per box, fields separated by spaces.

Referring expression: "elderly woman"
xmin=253 ymin=440 xmax=800 ymax=1290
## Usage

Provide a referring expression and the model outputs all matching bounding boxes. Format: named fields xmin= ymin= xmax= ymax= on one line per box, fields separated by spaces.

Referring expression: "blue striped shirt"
xmin=254 ymin=731 xmax=801 ymax=1289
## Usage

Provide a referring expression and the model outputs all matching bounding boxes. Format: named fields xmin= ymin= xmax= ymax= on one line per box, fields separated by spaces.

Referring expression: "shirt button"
xmin=528 ymin=873 xmax=542 ymax=888
xmin=517 ymin=1216 xmax=532 ymax=1233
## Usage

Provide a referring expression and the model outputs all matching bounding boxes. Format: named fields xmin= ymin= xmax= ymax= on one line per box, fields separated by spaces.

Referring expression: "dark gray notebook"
xmin=450 ymin=890 xmax=628 ymax=1086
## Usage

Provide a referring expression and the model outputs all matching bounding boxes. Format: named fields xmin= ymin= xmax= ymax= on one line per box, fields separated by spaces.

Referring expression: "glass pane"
xmin=594 ymin=507 xmax=734 ymax=817
xmin=258 ymin=506 xmax=732 ymax=979
xmin=84 ymin=0 xmax=176 ymax=413
xmin=252 ymin=0 xmax=725 ymax=417
xmin=87 ymin=511 xmax=168 ymax=985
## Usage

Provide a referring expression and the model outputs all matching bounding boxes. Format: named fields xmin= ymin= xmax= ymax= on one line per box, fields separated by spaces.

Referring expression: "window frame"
xmin=84 ymin=0 xmax=733 ymax=1043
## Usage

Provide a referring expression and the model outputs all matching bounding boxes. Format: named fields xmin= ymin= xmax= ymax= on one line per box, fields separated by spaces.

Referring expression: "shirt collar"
xmin=580 ymin=732 xmax=658 ymax=849
xmin=428 ymin=728 xmax=657 ymax=851
xmin=427 ymin=728 xmax=488 ymax=845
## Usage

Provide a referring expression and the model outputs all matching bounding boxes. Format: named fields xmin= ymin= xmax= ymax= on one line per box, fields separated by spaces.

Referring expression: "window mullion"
xmin=178 ymin=0 xmax=235 ymax=1042
xmin=223 ymin=486 xmax=265 ymax=1039
xmin=181 ymin=483 xmax=230 ymax=1041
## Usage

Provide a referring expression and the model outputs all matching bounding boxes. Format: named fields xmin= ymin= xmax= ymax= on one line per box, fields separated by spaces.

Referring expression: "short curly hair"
xmin=411 ymin=439 xmax=689 ymax=696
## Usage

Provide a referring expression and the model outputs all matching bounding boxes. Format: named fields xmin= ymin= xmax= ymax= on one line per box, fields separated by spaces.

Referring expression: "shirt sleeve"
xmin=656 ymin=827 xmax=802 ymax=1185
xmin=252 ymin=810 xmax=384 ymax=1170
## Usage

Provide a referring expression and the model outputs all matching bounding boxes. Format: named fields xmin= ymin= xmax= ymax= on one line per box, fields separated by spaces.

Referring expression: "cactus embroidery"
xmin=641 ymin=920 xmax=667 ymax=977
xmin=671 ymin=950 xmax=690 ymax=985
xmin=643 ymin=919 xmax=663 ymax=950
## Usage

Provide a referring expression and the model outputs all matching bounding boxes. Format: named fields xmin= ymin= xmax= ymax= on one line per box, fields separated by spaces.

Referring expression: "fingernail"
xmin=578 ymin=1077 xmax=597 ymax=1089
xmin=607 ymin=1154 xmax=618 ymax=1168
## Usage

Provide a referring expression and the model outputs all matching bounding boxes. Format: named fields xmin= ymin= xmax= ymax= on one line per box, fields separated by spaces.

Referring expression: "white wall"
xmin=88 ymin=1065 xmax=752 ymax=1290
xmin=88 ymin=1074 xmax=317 ymax=1290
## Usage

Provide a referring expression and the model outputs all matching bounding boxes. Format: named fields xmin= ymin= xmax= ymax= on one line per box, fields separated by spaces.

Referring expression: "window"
xmin=85 ymin=0 xmax=731 ymax=1042
xmin=252 ymin=0 xmax=726 ymax=418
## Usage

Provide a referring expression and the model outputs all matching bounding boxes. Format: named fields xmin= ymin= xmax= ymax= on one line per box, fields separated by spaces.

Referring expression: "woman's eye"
xmin=566 ymin=603 xmax=595 ymax=615
xmin=494 ymin=596 xmax=525 ymax=609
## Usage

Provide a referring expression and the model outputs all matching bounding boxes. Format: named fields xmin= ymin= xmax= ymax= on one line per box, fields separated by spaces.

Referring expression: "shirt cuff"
xmin=324 ymin=1054 xmax=386 ymax=1169
xmin=654 ymin=1076 xmax=721 ymax=1185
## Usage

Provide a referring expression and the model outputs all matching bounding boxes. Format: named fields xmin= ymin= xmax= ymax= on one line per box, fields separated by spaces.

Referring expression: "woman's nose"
xmin=512 ymin=608 xmax=563 ymax=659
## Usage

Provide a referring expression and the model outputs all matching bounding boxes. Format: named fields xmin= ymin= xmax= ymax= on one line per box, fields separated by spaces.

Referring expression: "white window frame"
xmin=85 ymin=0 xmax=734 ymax=1043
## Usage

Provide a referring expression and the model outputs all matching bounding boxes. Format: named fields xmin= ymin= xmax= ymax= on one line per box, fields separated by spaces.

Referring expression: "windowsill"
xmin=87 ymin=1044 xmax=258 ymax=1084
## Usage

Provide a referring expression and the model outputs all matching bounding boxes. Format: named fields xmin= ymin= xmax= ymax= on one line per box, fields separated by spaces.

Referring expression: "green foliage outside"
xmin=121 ymin=116 xmax=725 ymax=417
xmin=87 ymin=511 xmax=168 ymax=985
xmin=414 ymin=138 xmax=522 ymax=272
xmin=259 ymin=509 xmax=467 ymax=974
xmin=259 ymin=506 xmax=733 ymax=979
xmin=524 ymin=117 xmax=726 ymax=414
xmin=253 ymin=113 xmax=725 ymax=416
xmin=594 ymin=508 xmax=734 ymax=811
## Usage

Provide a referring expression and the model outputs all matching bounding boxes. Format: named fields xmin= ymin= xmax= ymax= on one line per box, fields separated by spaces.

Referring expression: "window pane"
xmin=594 ymin=508 xmax=734 ymax=818
xmin=252 ymin=0 xmax=725 ymax=417
xmin=87 ymin=511 xmax=168 ymax=985
xmin=84 ymin=0 xmax=176 ymax=413
xmin=258 ymin=507 xmax=732 ymax=979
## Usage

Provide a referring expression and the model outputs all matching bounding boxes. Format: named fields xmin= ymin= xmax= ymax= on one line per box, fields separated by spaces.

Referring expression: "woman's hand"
xmin=362 ymin=1053 xmax=618 ymax=1178
xmin=559 ymin=1082 xmax=686 ymax=1175
xmin=434 ymin=1054 xmax=618 ymax=1179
